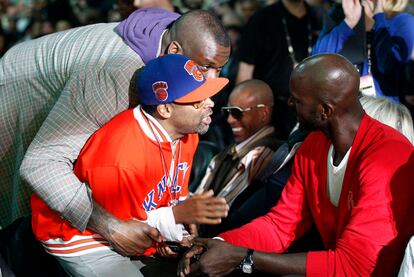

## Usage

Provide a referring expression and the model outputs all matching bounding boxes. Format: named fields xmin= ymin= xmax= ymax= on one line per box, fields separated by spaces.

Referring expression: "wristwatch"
xmin=238 ymin=248 xmax=254 ymax=274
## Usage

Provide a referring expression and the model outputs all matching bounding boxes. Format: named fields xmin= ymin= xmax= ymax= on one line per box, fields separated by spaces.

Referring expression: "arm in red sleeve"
xmin=219 ymin=149 xmax=313 ymax=253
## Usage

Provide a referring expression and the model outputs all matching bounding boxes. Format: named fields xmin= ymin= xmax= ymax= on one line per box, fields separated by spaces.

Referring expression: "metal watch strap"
xmin=238 ymin=248 xmax=254 ymax=274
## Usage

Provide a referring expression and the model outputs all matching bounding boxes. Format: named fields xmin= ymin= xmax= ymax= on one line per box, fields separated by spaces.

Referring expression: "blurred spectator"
xmin=360 ymin=95 xmax=414 ymax=144
xmin=46 ymin=0 xmax=79 ymax=26
xmin=402 ymin=60 xmax=414 ymax=119
xmin=236 ymin=0 xmax=322 ymax=139
xmin=55 ymin=19 xmax=72 ymax=32
xmin=0 ymin=23 xmax=5 ymax=57
xmin=113 ymin=0 xmax=178 ymax=20
xmin=233 ymin=0 xmax=259 ymax=24
xmin=70 ymin=0 xmax=104 ymax=25
xmin=179 ymin=0 xmax=204 ymax=13
xmin=133 ymin=0 xmax=177 ymax=13
xmin=3 ymin=6 xmax=23 ymax=49
xmin=113 ymin=0 xmax=136 ymax=19
xmin=312 ymin=0 xmax=414 ymax=102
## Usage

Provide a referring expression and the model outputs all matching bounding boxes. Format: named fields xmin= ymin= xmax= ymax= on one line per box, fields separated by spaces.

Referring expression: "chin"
xmin=197 ymin=125 xmax=209 ymax=135
xmin=299 ymin=123 xmax=316 ymax=132
xmin=234 ymin=136 xmax=244 ymax=143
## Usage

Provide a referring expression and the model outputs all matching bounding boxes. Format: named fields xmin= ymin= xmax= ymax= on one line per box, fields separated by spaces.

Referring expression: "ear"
xmin=262 ymin=106 xmax=271 ymax=123
xmin=321 ymin=103 xmax=333 ymax=120
xmin=166 ymin=41 xmax=183 ymax=55
xmin=157 ymin=104 xmax=173 ymax=119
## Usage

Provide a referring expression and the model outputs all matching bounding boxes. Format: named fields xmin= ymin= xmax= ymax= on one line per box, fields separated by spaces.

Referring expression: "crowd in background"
xmin=1 ymin=0 xmax=414 ymax=210
xmin=1 ymin=0 xmax=413 ymax=119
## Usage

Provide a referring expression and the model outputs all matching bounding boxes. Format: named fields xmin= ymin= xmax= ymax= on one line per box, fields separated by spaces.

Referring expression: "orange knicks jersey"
xmin=31 ymin=107 xmax=198 ymax=257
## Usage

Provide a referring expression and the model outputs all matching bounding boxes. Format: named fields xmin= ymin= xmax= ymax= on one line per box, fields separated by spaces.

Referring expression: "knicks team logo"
xmin=152 ymin=81 xmax=169 ymax=102
xmin=184 ymin=60 xmax=204 ymax=82
xmin=143 ymin=162 xmax=189 ymax=212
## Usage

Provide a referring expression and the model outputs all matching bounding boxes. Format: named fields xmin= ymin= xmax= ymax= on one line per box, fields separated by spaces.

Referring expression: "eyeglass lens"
xmin=223 ymin=108 xmax=243 ymax=119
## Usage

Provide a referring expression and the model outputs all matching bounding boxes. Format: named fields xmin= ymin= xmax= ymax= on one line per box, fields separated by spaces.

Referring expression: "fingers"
xmin=192 ymin=200 xmax=229 ymax=224
xmin=175 ymin=194 xmax=229 ymax=224
xmin=177 ymin=245 xmax=204 ymax=276
xmin=186 ymin=224 xmax=198 ymax=237
xmin=110 ymin=220 xmax=161 ymax=256
xmin=193 ymin=237 xmax=211 ymax=246
xmin=195 ymin=217 xmax=222 ymax=225
xmin=177 ymin=255 xmax=190 ymax=276
xmin=180 ymin=236 xmax=194 ymax=248
xmin=189 ymin=260 xmax=201 ymax=274
xmin=197 ymin=189 xmax=215 ymax=198
xmin=146 ymin=226 xmax=162 ymax=242
xmin=157 ymin=244 xmax=178 ymax=258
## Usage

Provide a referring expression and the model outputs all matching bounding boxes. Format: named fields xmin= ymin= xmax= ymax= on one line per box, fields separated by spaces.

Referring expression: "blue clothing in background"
xmin=313 ymin=10 xmax=414 ymax=101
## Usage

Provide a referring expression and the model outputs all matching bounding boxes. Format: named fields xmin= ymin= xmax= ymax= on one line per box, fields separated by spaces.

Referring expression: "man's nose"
xmin=204 ymin=97 xmax=214 ymax=108
xmin=227 ymin=113 xmax=237 ymax=124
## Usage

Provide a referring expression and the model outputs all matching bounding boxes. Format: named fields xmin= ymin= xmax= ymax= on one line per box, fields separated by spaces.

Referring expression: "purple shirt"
xmin=116 ymin=8 xmax=180 ymax=63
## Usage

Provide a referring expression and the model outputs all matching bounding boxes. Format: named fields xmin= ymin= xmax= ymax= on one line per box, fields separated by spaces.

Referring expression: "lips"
xmin=202 ymin=115 xmax=212 ymax=125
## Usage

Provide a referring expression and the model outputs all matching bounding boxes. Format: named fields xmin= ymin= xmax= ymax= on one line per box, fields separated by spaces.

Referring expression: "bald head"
xmin=232 ymin=79 xmax=274 ymax=107
xmin=290 ymin=54 xmax=360 ymax=107
xmin=171 ymin=10 xmax=230 ymax=51
xmin=227 ymin=80 xmax=273 ymax=142
xmin=289 ymin=54 xmax=364 ymax=134
xmin=167 ymin=10 xmax=231 ymax=78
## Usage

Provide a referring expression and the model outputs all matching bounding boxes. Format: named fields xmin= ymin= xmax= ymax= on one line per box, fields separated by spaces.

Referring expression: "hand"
xmin=343 ymin=0 xmax=362 ymax=28
xmin=156 ymin=242 xmax=179 ymax=258
xmin=108 ymin=219 xmax=161 ymax=256
xmin=173 ymin=190 xmax=229 ymax=225
xmin=87 ymin=201 xmax=161 ymax=256
xmin=157 ymin=237 xmax=192 ymax=257
xmin=178 ymin=237 xmax=245 ymax=277
xmin=186 ymin=224 xmax=198 ymax=237
xmin=373 ymin=0 xmax=384 ymax=15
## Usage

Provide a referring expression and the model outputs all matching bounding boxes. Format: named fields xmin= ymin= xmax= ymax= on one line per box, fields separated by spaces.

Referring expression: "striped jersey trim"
xmin=41 ymin=234 xmax=112 ymax=257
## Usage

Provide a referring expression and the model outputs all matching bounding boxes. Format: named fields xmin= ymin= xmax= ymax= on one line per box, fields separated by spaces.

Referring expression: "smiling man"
xmin=194 ymin=80 xmax=283 ymax=237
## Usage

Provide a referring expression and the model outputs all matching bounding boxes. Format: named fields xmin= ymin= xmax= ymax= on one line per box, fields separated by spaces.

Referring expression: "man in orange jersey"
xmin=31 ymin=54 xmax=230 ymax=276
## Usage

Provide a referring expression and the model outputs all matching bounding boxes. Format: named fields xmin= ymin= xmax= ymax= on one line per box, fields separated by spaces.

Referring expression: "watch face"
xmin=242 ymin=264 xmax=253 ymax=274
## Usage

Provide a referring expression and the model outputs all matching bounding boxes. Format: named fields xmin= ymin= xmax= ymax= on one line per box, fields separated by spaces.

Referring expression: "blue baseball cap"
xmin=137 ymin=54 xmax=229 ymax=105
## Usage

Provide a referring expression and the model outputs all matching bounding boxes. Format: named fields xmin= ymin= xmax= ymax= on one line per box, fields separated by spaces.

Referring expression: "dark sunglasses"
xmin=221 ymin=104 xmax=266 ymax=119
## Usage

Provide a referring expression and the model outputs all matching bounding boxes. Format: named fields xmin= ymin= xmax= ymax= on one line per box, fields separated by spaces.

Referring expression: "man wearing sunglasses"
xmin=194 ymin=79 xmax=283 ymax=237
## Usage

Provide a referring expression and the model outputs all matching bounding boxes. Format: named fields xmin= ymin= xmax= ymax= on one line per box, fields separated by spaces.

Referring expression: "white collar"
xmin=133 ymin=105 xmax=172 ymax=142
xmin=156 ymin=29 xmax=168 ymax=57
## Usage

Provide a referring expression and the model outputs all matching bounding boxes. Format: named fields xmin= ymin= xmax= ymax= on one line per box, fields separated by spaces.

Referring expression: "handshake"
xmin=104 ymin=190 xmax=229 ymax=257
xmin=156 ymin=190 xmax=229 ymax=257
